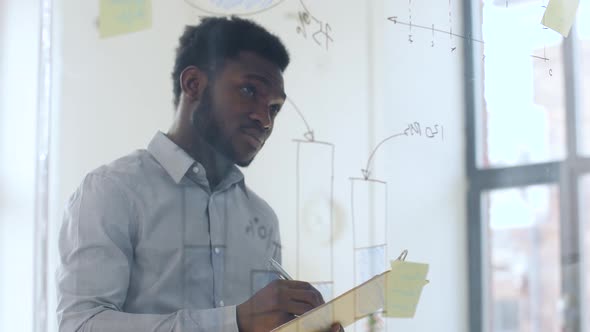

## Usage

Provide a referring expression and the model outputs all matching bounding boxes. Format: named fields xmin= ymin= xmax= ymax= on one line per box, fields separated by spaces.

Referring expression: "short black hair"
xmin=171 ymin=16 xmax=290 ymax=108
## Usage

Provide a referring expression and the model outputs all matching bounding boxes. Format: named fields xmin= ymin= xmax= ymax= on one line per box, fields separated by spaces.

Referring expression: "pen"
xmin=269 ymin=258 xmax=294 ymax=280
xmin=269 ymin=258 xmax=304 ymax=318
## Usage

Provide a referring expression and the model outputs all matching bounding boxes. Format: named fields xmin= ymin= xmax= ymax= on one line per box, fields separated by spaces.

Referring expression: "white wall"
xmin=47 ymin=1 xmax=468 ymax=331
xmin=0 ymin=0 xmax=40 ymax=331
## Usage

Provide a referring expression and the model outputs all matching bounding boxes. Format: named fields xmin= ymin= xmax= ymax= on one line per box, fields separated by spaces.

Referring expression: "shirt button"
xmin=214 ymin=247 xmax=220 ymax=254
xmin=219 ymin=300 xmax=224 ymax=306
xmin=192 ymin=166 xmax=199 ymax=174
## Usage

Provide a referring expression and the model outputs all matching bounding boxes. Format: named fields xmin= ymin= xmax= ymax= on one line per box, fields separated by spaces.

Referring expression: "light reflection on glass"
xmin=483 ymin=185 xmax=562 ymax=331
xmin=578 ymin=0 xmax=590 ymax=156
xmin=481 ymin=0 xmax=565 ymax=168
xmin=579 ymin=174 xmax=590 ymax=332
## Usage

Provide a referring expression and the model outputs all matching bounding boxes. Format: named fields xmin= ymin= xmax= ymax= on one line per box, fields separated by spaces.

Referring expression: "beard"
xmin=191 ymin=87 xmax=255 ymax=167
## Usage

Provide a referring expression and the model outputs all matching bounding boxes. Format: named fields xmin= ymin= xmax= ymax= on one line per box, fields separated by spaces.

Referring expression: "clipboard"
xmin=272 ymin=250 xmax=429 ymax=332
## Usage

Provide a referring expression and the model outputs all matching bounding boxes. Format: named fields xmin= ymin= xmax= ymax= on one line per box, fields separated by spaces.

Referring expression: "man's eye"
xmin=240 ymin=86 xmax=256 ymax=97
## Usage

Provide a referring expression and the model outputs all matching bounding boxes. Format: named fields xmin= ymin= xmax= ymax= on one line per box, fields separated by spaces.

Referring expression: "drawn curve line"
xmin=287 ymin=98 xmax=315 ymax=141
xmin=183 ymin=0 xmax=287 ymax=16
xmin=298 ymin=0 xmax=311 ymax=14
xmin=362 ymin=132 xmax=407 ymax=178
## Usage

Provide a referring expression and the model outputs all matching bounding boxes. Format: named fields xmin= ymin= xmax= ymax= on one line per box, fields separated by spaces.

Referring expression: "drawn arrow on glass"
xmin=387 ymin=16 xmax=485 ymax=44
xmin=361 ymin=132 xmax=408 ymax=180
xmin=387 ymin=16 xmax=551 ymax=61
xmin=286 ymin=98 xmax=315 ymax=141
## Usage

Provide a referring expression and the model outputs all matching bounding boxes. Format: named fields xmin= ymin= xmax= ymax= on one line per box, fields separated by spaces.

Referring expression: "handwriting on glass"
xmin=295 ymin=1 xmax=333 ymax=50
xmin=110 ymin=0 xmax=148 ymax=24
xmin=403 ymin=122 xmax=444 ymax=141
xmin=246 ymin=217 xmax=281 ymax=255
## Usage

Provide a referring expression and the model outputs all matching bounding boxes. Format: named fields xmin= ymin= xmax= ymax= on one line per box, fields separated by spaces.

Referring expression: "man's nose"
xmin=248 ymin=105 xmax=272 ymax=130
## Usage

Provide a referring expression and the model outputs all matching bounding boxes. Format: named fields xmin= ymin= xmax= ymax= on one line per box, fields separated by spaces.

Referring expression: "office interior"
xmin=1 ymin=0 xmax=589 ymax=331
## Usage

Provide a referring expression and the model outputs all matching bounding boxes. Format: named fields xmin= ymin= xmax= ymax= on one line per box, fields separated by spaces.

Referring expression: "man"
xmin=57 ymin=16 xmax=342 ymax=332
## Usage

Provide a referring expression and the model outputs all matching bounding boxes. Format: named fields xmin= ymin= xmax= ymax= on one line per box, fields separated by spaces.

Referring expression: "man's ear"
xmin=180 ymin=66 xmax=209 ymax=102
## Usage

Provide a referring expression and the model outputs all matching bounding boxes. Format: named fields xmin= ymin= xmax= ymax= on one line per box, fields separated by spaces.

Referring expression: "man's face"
xmin=192 ymin=51 xmax=286 ymax=167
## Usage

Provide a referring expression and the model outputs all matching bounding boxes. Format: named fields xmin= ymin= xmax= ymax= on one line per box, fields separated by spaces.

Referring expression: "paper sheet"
xmin=273 ymin=258 xmax=429 ymax=331
xmin=541 ymin=0 xmax=580 ymax=37
xmin=99 ymin=0 xmax=152 ymax=38
xmin=384 ymin=260 xmax=429 ymax=318
xmin=272 ymin=273 xmax=387 ymax=332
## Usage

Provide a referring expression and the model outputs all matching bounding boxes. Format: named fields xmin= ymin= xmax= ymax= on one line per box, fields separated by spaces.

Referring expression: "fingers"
xmin=257 ymin=279 xmax=327 ymax=317
xmin=275 ymin=280 xmax=325 ymax=303
xmin=240 ymin=279 xmax=330 ymax=332
xmin=330 ymin=323 xmax=344 ymax=332
xmin=286 ymin=288 xmax=324 ymax=307
xmin=283 ymin=299 xmax=316 ymax=316
xmin=271 ymin=280 xmax=325 ymax=316
xmin=279 ymin=280 xmax=316 ymax=289
xmin=278 ymin=289 xmax=323 ymax=315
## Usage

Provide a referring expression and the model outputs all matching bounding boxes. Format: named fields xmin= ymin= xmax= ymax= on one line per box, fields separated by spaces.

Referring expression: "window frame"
xmin=463 ymin=0 xmax=588 ymax=331
xmin=34 ymin=0 xmax=53 ymax=332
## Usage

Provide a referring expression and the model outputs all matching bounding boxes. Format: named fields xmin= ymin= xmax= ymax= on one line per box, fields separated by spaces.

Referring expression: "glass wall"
xmin=468 ymin=0 xmax=590 ymax=331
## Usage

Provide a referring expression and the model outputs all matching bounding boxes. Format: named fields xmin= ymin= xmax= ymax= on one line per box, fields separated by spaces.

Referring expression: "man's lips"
xmin=241 ymin=128 xmax=265 ymax=147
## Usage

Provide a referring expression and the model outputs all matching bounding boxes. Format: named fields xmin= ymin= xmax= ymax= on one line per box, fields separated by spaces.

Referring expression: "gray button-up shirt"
xmin=57 ymin=132 xmax=282 ymax=332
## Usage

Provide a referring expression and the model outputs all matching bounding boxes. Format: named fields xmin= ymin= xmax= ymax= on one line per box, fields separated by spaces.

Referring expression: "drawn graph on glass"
xmin=350 ymin=177 xmax=388 ymax=332
xmin=355 ymin=245 xmax=387 ymax=285
xmin=350 ymin=179 xmax=388 ymax=283
xmin=290 ymin=98 xmax=336 ymax=301
xmin=295 ymin=139 xmax=335 ymax=301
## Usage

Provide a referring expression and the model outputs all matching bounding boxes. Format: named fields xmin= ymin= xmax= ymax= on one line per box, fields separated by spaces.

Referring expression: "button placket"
xmin=208 ymin=194 xmax=225 ymax=308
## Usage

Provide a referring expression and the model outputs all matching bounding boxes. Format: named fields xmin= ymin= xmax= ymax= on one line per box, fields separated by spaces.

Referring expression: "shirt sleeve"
xmin=56 ymin=173 xmax=239 ymax=332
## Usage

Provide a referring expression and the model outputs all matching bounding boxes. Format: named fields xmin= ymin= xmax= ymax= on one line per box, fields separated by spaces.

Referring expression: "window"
xmin=580 ymin=2 xmax=590 ymax=332
xmin=485 ymin=185 xmax=561 ymax=331
xmin=493 ymin=299 xmax=519 ymax=332
xmin=580 ymin=175 xmax=590 ymax=332
xmin=579 ymin=0 xmax=590 ymax=155
xmin=466 ymin=0 xmax=589 ymax=330
xmin=480 ymin=0 xmax=565 ymax=168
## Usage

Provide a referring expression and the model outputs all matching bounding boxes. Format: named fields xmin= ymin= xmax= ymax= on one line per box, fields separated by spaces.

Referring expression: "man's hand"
xmin=329 ymin=323 xmax=344 ymax=332
xmin=236 ymin=279 xmax=325 ymax=332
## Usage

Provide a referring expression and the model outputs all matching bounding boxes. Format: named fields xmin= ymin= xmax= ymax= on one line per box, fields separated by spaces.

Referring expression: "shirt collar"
xmin=217 ymin=165 xmax=246 ymax=193
xmin=147 ymin=131 xmax=195 ymax=184
xmin=147 ymin=131 xmax=248 ymax=197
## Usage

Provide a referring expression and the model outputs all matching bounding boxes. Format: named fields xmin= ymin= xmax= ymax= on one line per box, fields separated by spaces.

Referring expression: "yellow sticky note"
xmin=541 ymin=0 xmax=580 ymax=37
xmin=99 ymin=0 xmax=152 ymax=38
xmin=384 ymin=260 xmax=429 ymax=318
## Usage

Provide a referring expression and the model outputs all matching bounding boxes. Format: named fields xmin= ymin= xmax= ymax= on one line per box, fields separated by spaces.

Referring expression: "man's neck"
xmin=166 ymin=129 xmax=232 ymax=189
